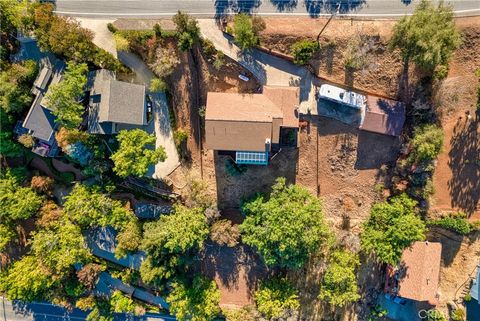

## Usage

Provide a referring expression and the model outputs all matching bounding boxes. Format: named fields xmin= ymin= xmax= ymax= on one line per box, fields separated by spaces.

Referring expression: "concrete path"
xmin=198 ymin=19 xmax=317 ymax=112
xmin=77 ymin=18 xmax=180 ymax=179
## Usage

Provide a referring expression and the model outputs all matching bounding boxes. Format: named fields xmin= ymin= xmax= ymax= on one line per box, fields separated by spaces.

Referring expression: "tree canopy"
xmin=291 ymin=40 xmax=320 ymax=65
xmin=240 ymin=177 xmax=331 ymax=269
xmin=140 ymin=205 xmax=209 ymax=285
xmin=409 ymin=124 xmax=444 ymax=164
xmin=173 ymin=11 xmax=200 ymax=51
xmin=167 ymin=276 xmax=221 ymax=321
xmin=361 ymin=194 xmax=426 ymax=264
xmin=318 ymin=249 xmax=360 ymax=307
xmin=63 ymin=184 xmax=135 ymax=230
xmin=389 ymin=0 xmax=461 ymax=70
xmin=232 ymin=14 xmax=265 ymax=50
xmin=254 ymin=278 xmax=299 ymax=320
xmin=0 ymin=60 xmax=38 ymax=114
xmin=45 ymin=62 xmax=88 ymax=129
xmin=111 ymin=129 xmax=166 ymax=178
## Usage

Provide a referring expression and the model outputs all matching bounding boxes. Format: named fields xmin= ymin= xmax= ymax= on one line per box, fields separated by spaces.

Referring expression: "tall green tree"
xmin=361 ymin=194 xmax=426 ymax=264
xmin=0 ymin=60 xmax=38 ymax=113
xmin=111 ymin=129 xmax=166 ymax=178
xmin=232 ymin=14 xmax=265 ymax=50
xmin=318 ymin=249 xmax=360 ymax=307
xmin=63 ymin=184 xmax=135 ymax=230
xmin=409 ymin=124 xmax=444 ymax=164
xmin=140 ymin=205 xmax=209 ymax=285
xmin=0 ymin=255 xmax=56 ymax=301
xmin=167 ymin=276 xmax=221 ymax=321
xmin=240 ymin=177 xmax=332 ymax=269
xmin=31 ymin=218 xmax=92 ymax=277
xmin=389 ymin=0 xmax=461 ymax=71
xmin=45 ymin=62 xmax=88 ymax=129
xmin=172 ymin=11 xmax=200 ymax=51
xmin=254 ymin=278 xmax=299 ymax=320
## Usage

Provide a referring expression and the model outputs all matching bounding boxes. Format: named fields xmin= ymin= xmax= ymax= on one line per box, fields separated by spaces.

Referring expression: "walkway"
xmin=77 ymin=18 xmax=180 ymax=179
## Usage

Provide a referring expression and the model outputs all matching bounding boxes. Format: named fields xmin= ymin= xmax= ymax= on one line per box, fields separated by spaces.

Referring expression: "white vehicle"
xmin=318 ymin=84 xmax=366 ymax=109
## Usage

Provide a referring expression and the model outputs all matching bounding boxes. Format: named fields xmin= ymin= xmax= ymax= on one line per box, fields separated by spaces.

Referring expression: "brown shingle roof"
xmin=397 ymin=241 xmax=442 ymax=303
xmin=360 ymin=96 xmax=405 ymax=137
xmin=205 ymin=87 xmax=299 ymax=152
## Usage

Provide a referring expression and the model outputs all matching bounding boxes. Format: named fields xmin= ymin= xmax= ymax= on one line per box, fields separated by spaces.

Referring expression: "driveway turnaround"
xmin=77 ymin=18 xmax=180 ymax=179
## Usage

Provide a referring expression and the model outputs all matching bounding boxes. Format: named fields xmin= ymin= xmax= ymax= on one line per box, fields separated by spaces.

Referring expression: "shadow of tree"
xmin=270 ymin=0 xmax=298 ymax=11
xmin=214 ymin=0 xmax=262 ymax=18
xmin=447 ymin=112 xmax=479 ymax=216
xmin=305 ymin=0 xmax=366 ymax=17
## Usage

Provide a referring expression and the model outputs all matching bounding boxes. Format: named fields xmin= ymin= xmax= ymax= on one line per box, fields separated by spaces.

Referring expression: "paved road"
xmin=56 ymin=0 xmax=480 ymax=17
xmin=0 ymin=298 xmax=176 ymax=321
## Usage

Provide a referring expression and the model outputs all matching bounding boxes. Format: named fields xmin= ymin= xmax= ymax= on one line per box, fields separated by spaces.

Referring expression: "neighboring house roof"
xmin=471 ymin=265 xmax=480 ymax=302
xmin=86 ymin=226 xmax=146 ymax=270
xmin=205 ymin=86 xmax=299 ymax=152
xmin=360 ymin=96 xmax=406 ymax=137
xmin=22 ymin=94 xmax=57 ymax=142
xmin=88 ymin=70 xmax=146 ymax=134
xmin=22 ymin=56 xmax=65 ymax=142
xmin=397 ymin=241 xmax=442 ymax=303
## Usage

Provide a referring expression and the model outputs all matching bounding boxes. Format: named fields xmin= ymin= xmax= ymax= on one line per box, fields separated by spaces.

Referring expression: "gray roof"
xmin=22 ymin=93 xmax=57 ymax=142
xmin=88 ymin=70 xmax=146 ymax=134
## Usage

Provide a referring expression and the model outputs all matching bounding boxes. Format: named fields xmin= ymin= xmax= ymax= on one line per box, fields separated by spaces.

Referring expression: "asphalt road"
xmin=55 ymin=0 xmax=480 ymax=17
xmin=0 ymin=298 xmax=176 ymax=321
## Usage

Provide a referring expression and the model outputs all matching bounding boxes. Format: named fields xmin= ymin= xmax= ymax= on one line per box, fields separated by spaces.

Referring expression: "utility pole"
xmin=316 ymin=3 xmax=341 ymax=43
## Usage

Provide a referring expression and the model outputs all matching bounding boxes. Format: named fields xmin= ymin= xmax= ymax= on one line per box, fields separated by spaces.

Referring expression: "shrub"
xmin=149 ymin=78 xmax=168 ymax=92
xmin=212 ymin=52 xmax=225 ymax=70
xmin=114 ymin=33 xmax=130 ymax=51
xmin=153 ymin=23 xmax=162 ymax=38
xmin=254 ymin=278 xmax=299 ymax=320
xmin=464 ymin=293 xmax=472 ymax=302
xmin=107 ymin=23 xmax=117 ymax=33
xmin=150 ymin=47 xmax=180 ymax=78
xmin=18 ymin=133 xmax=34 ymax=148
xmin=30 ymin=176 xmax=54 ymax=194
xmin=233 ymin=14 xmax=260 ymax=50
xmin=210 ymin=219 xmax=240 ymax=247
xmin=173 ymin=129 xmax=188 ymax=149
xmin=344 ymin=34 xmax=370 ymax=70
xmin=451 ymin=308 xmax=465 ymax=321
xmin=409 ymin=124 xmax=444 ymax=164
xmin=429 ymin=212 xmax=473 ymax=235
xmin=434 ymin=64 xmax=449 ymax=80
xmin=291 ymin=40 xmax=319 ymax=65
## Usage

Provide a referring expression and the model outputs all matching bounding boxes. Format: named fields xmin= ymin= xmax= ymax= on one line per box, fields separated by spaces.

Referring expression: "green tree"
xmin=254 ymin=278 xmax=300 ymax=320
xmin=140 ymin=205 xmax=209 ymax=285
xmin=149 ymin=77 xmax=168 ymax=92
xmin=240 ymin=177 xmax=332 ymax=269
xmin=389 ymin=0 xmax=461 ymax=71
xmin=110 ymin=291 xmax=136 ymax=314
xmin=0 ymin=255 xmax=56 ymax=301
xmin=63 ymin=184 xmax=135 ymax=230
xmin=173 ymin=11 xmax=199 ymax=51
xmin=0 ymin=131 xmax=23 ymax=157
xmin=115 ymin=220 xmax=142 ymax=259
xmin=111 ymin=129 xmax=166 ymax=178
xmin=0 ymin=223 xmax=15 ymax=251
xmin=318 ymin=249 xmax=360 ymax=307
xmin=0 ymin=60 xmax=38 ymax=113
xmin=167 ymin=276 xmax=221 ymax=321
xmin=409 ymin=124 xmax=444 ymax=164
xmin=31 ymin=218 xmax=92 ymax=277
xmin=233 ymin=14 xmax=265 ymax=50
xmin=361 ymin=194 xmax=426 ymax=264
xmin=45 ymin=62 xmax=88 ymax=128
xmin=0 ymin=173 xmax=43 ymax=223
xmin=291 ymin=40 xmax=320 ymax=65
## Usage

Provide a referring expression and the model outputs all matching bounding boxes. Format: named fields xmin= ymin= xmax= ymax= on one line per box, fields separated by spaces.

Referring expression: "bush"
xmin=114 ymin=33 xmax=130 ymax=51
xmin=107 ymin=23 xmax=117 ymax=33
xmin=30 ymin=176 xmax=54 ymax=194
xmin=149 ymin=78 xmax=168 ymax=92
xmin=173 ymin=129 xmax=188 ymax=149
xmin=18 ymin=133 xmax=34 ymax=148
xmin=409 ymin=124 xmax=444 ymax=164
xmin=291 ymin=40 xmax=319 ymax=65
xmin=429 ymin=212 xmax=473 ymax=235
xmin=233 ymin=14 xmax=260 ymax=50
xmin=150 ymin=47 xmax=180 ymax=78
xmin=344 ymin=34 xmax=370 ymax=70
xmin=434 ymin=64 xmax=449 ymax=80
xmin=210 ymin=220 xmax=240 ymax=247
xmin=254 ymin=278 xmax=299 ymax=320
xmin=153 ymin=23 xmax=162 ymax=38
xmin=451 ymin=308 xmax=465 ymax=321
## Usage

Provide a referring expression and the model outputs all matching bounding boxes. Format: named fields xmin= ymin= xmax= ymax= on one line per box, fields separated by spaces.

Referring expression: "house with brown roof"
xmin=205 ymin=86 xmax=300 ymax=165
xmin=385 ymin=241 xmax=442 ymax=305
